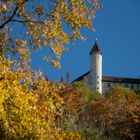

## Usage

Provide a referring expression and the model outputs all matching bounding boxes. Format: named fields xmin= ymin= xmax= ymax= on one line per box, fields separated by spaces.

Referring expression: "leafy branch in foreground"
xmin=0 ymin=0 xmax=101 ymax=67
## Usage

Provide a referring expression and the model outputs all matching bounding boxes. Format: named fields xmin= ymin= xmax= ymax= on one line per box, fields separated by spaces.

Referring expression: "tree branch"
xmin=0 ymin=6 xmax=18 ymax=30
xmin=10 ymin=19 xmax=45 ymax=24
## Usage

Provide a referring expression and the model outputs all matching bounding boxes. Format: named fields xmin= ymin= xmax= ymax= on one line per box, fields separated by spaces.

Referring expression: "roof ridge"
xmin=90 ymin=41 xmax=102 ymax=55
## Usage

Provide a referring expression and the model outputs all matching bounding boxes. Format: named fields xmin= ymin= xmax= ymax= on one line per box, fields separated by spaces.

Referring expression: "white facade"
xmin=90 ymin=51 xmax=102 ymax=93
xmin=73 ymin=41 xmax=140 ymax=94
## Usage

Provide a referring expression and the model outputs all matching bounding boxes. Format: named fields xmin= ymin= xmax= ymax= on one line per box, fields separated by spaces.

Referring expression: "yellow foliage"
xmin=0 ymin=56 xmax=64 ymax=139
xmin=56 ymin=131 xmax=83 ymax=140
xmin=0 ymin=0 xmax=101 ymax=67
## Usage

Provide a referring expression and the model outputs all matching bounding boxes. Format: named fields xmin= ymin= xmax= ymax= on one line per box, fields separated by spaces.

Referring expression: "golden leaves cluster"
xmin=0 ymin=0 xmax=100 ymax=67
xmin=0 ymin=56 xmax=65 ymax=139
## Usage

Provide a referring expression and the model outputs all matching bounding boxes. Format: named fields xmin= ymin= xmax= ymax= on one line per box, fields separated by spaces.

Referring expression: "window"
xmin=103 ymin=83 xmax=107 ymax=87
xmin=107 ymin=83 xmax=111 ymax=87
xmin=131 ymin=84 xmax=134 ymax=89
xmin=125 ymin=83 xmax=128 ymax=87
xmin=137 ymin=84 xmax=140 ymax=89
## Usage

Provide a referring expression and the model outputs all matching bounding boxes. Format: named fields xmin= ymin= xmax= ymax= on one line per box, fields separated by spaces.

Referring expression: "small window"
xmin=103 ymin=83 xmax=107 ymax=87
xmin=125 ymin=83 xmax=128 ymax=87
xmin=131 ymin=84 xmax=134 ymax=89
xmin=107 ymin=83 xmax=111 ymax=87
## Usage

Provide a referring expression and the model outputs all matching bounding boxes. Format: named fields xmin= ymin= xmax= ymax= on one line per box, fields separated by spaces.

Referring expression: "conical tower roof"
xmin=90 ymin=41 xmax=102 ymax=55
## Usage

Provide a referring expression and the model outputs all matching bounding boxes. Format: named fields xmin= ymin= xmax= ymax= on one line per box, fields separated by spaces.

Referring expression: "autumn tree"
xmin=0 ymin=0 xmax=103 ymax=139
xmin=0 ymin=0 xmax=101 ymax=68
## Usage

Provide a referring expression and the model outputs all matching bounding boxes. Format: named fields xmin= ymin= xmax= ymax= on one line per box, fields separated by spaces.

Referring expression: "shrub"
xmin=90 ymin=86 xmax=140 ymax=140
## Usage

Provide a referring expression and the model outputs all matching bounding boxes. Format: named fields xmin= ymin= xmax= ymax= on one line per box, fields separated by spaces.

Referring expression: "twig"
xmin=0 ymin=6 xmax=18 ymax=29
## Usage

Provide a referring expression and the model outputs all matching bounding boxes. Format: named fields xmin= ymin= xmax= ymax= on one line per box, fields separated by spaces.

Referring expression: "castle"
xmin=73 ymin=41 xmax=140 ymax=94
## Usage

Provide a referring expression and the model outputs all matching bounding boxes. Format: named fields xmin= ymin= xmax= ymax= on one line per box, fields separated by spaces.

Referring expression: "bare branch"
xmin=0 ymin=6 xmax=18 ymax=30
xmin=10 ymin=19 xmax=45 ymax=24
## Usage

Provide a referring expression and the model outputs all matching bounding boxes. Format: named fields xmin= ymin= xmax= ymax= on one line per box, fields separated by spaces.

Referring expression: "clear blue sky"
xmin=30 ymin=0 xmax=140 ymax=82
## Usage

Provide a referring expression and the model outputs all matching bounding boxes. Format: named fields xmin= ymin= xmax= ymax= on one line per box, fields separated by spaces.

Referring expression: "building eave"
xmin=73 ymin=73 xmax=140 ymax=84
xmin=102 ymin=76 xmax=140 ymax=84
xmin=72 ymin=71 xmax=90 ymax=83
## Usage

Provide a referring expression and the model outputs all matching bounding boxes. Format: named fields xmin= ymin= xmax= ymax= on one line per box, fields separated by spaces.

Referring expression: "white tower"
xmin=90 ymin=40 xmax=102 ymax=94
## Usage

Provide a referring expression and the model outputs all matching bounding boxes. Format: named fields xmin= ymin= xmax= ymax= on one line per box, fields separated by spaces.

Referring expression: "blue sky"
xmin=31 ymin=0 xmax=140 ymax=82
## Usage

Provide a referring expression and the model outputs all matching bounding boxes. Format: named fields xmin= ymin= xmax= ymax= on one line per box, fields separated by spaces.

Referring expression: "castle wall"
xmin=102 ymin=81 xmax=140 ymax=93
